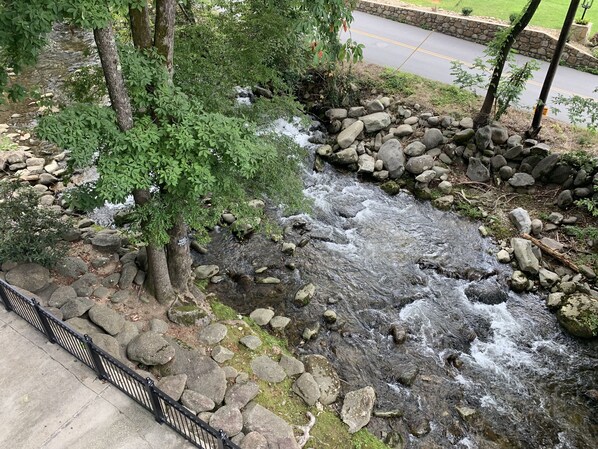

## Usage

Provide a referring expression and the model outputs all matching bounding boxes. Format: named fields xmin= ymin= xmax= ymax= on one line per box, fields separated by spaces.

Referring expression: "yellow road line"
xmin=352 ymin=28 xmax=597 ymax=100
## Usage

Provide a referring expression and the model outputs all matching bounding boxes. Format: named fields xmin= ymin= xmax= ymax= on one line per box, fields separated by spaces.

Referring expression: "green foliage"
xmin=462 ymin=7 xmax=474 ymax=16
xmin=0 ymin=181 xmax=70 ymax=267
xmin=575 ymin=197 xmax=598 ymax=217
xmin=62 ymin=183 xmax=105 ymax=213
xmin=564 ymin=225 xmax=598 ymax=241
xmin=379 ymin=69 xmax=416 ymax=96
xmin=495 ymin=60 xmax=539 ymax=120
xmin=575 ymin=18 xmax=590 ymax=25
xmin=64 ymin=65 xmax=107 ymax=103
xmin=554 ymin=89 xmax=598 ymax=131
xmin=561 ymin=150 xmax=598 ymax=172
xmin=0 ymin=135 xmax=18 ymax=152
xmin=352 ymin=430 xmax=392 ymax=449
xmin=509 ymin=12 xmax=519 ymax=23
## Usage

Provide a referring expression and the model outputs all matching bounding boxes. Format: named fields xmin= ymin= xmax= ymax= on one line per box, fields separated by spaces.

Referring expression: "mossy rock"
xmin=557 ymin=293 xmax=598 ymax=338
xmin=168 ymin=304 xmax=209 ymax=326
xmin=380 ymin=181 xmax=401 ymax=196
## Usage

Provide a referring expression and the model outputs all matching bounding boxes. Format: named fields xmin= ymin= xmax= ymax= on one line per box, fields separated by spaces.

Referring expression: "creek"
xmin=200 ymin=121 xmax=598 ymax=449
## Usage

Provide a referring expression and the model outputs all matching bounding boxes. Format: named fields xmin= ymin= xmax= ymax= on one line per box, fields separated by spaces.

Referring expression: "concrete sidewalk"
xmin=0 ymin=308 xmax=195 ymax=449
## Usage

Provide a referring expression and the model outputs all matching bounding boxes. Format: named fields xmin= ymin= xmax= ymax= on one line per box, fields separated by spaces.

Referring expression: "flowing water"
xmin=201 ymin=121 xmax=598 ymax=449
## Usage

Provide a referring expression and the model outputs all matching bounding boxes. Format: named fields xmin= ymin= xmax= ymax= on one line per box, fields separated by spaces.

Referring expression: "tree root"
xmin=295 ymin=412 xmax=316 ymax=448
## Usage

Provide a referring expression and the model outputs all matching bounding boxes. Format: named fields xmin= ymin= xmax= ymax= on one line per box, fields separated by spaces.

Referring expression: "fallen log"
xmin=521 ymin=233 xmax=579 ymax=273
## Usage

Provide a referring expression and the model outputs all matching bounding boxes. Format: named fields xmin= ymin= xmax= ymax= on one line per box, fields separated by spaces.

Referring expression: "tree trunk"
xmin=133 ymin=189 xmax=176 ymax=304
xmin=129 ymin=2 xmax=153 ymax=50
xmin=474 ymin=0 xmax=542 ymax=127
xmin=155 ymin=0 xmax=176 ymax=78
xmin=167 ymin=215 xmax=193 ymax=293
xmin=93 ymin=25 xmax=134 ymax=132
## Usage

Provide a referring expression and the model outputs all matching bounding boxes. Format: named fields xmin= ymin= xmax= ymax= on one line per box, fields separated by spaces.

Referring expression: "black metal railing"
xmin=0 ymin=279 xmax=240 ymax=449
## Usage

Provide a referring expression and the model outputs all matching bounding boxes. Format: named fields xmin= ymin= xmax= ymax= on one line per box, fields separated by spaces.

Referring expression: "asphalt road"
xmin=345 ymin=11 xmax=598 ymax=123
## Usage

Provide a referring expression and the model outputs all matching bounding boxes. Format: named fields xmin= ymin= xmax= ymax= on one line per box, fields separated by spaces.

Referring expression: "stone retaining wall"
xmin=356 ymin=1 xmax=598 ymax=71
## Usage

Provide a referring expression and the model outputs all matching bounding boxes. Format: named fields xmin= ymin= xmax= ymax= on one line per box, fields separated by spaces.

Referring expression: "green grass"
xmin=401 ymin=0 xmax=598 ymax=30
xmin=0 ymin=135 xmax=17 ymax=151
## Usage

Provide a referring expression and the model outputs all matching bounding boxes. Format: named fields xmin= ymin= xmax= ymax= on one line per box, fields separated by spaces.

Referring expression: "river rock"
xmin=331 ymin=146 xmax=359 ymax=165
xmin=580 ymin=265 xmax=596 ymax=279
xmin=348 ymin=106 xmax=366 ymax=118
xmin=199 ymin=323 xmax=228 ymax=345
xmin=508 ymin=208 xmax=532 ymax=234
xmin=405 ymin=154 xmax=434 ymax=175
xmin=88 ymin=304 xmax=125 ymax=336
xmin=511 ymin=238 xmax=539 ymax=275
xmin=167 ymin=304 xmax=208 ymax=326
xmin=250 ymin=308 xmax=275 ymax=326
xmin=497 ymin=249 xmax=511 ymax=263
xmin=240 ymin=335 xmax=262 ymax=350
xmin=303 ymin=354 xmax=341 ymax=405
xmin=508 ymin=172 xmax=535 ymax=188
xmin=195 ymin=264 xmax=219 ymax=280
xmin=422 ymin=128 xmax=443 ymax=149
xmin=337 ymin=120 xmax=364 ymax=149
xmin=5 ymin=263 xmax=50 ymax=293
xmin=156 ymin=374 xmax=187 ymax=401
xmin=466 ymin=158 xmax=490 ymax=182
xmin=531 ymin=219 xmax=543 ymax=236
xmin=394 ymin=124 xmax=413 ymax=137
xmin=125 ymin=331 xmax=175 ymax=366
xmin=181 ymin=389 xmax=215 ymax=413
xmin=66 ymin=317 xmax=103 ymax=335
xmin=326 ymin=108 xmax=347 ymax=121
xmin=357 ymin=154 xmax=375 ymax=174
xmin=433 ymin=195 xmax=454 ymax=210
xmin=511 ymin=271 xmax=529 ymax=292
xmin=279 ymin=354 xmax=305 ymax=377
xmin=491 ymin=155 xmax=507 ymax=170
xmin=341 ymin=386 xmax=376 ymax=433
xmin=225 ymin=382 xmax=260 ymax=409
xmin=292 ymin=373 xmax=320 ymax=406
xmin=89 ymin=332 xmax=121 ymax=359
xmin=547 ymin=292 xmax=566 ymax=309
xmin=295 ymin=283 xmax=316 ymax=306
xmin=475 ymin=126 xmax=493 ymax=150
xmin=361 ymin=112 xmax=391 ymax=132
xmin=539 ymin=268 xmax=560 ymax=288
xmin=453 ymin=128 xmax=475 ymax=144
xmin=252 ymin=356 xmax=287 ymax=383
xmin=72 ymin=273 xmax=98 ymax=297
xmin=465 ymin=279 xmax=508 ymax=305
xmin=404 ymin=141 xmax=426 ymax=157
xmin=270 ymin=316 xmax=291 ymax=330
xmin=210 ymin=405 xmax=243 ymax=437
xmin=491 ymin=125 xmax=509 ymax=144
xmin=242 ymin=403 xmax=300 ymax=449
xmin=377 ymin=139 xmax=405 ymax=178
xmin=415 ymin=170 xmax=436 ymax=184
xmin=557 ymin=293 xmax=598 ymax=338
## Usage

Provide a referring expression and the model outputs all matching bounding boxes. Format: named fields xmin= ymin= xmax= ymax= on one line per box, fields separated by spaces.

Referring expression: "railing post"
xmin=217 ymin=429 xmax=228 ymax=449
xmin=0 ymin=282 xmax=12 ymax=312
xmin=83 ymin=335 xmax=108 ymax=380
xmin=33 ymin=300 xmax=56 ymax=344
xmin=146 ymin=378 xmax=165 ymax=424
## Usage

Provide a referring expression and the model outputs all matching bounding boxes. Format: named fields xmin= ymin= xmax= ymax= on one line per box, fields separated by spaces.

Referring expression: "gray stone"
xmin=580 ymin=265 xmax=596 ymax=279
xmin=242 ymin=403 xmax=300 ymax=449
xmin=511 ymin=238 xmax=540 ymax=275
xmin=156 ymin=374 xmax=187 ymax=401
xmin=149 ymin=318 xmax=169 ymax=334
xmin=422 ymin=128 xmax=444 ymax=149
xmin=357 ymin=154 xmax=376 ymax=174
xmin=181 ymin=389 xmax=215 ymax=413
xmin=66 ymin=317 xmax=102 ymax=335
xmin=348 ymin=106 xmax=366 ymax=118
xmin=548 ymin=212 xmax=564 ymax=225
xmin=433 ymin=195 xmax=454 ymax=210
xmin=466 ymin=158 xmax=490 ymax=182
xmin=377 ymin=139 xmax=405 ymax=179
xmin=509 ymin=208 xmax=532 ymax=234
xmin=574 ymin=187 xmax=592 ymax=198
xmin=303 ymin=354 xmax=341 ymax=405
xmin=394 ymin=124 xmax=413 ymax=137
xmin=292 ymin=373 xmax=320 ymax=406
xmin=60 ymin=297 xmax=94 ymax=320
xmin=325 ymin=108 xmax=347 ymax=121
xmin=361 ymin=112 xmax=391 ymax=132
xmin=88 ymin=304 xmax=125 ymax=336
xmin=557 ymin=190 xmax=574 ymax=209
xmin=557 ymin=293 xmax=598 ymax=338
xmin=341 ymin=386 xmax=376 ymax=433
xmin=180 ymin=354 xmax=227 ymax=404
xmin=212 ymin=345 xmax=234 ymax=363
xmin=438 ymin=180 xmax=452 ymax=194
xmin=270 ymin=316 xmax=291 ymax=330
xmin=331 ymin=146 xmax=359 ymax=165
xmin=404 ymin=141 xmax=426 ymax=157
xmin=459 ymin=117 xmax=474 ymax=129
xmin=491 ymin=155 xmax=508 ymax=170
xmin=240 ymin=335 xmax=262 ymax=350
xmin=48 ymin=286 xmax=77 ymax=308
xmin=71 ymin=273 xmax=98 ymax=297
xmin=302 ymin=322 xmax=320 ymax=340
xmin=453 ymin=128 xmax=475 ymax=144
xmin=116 ymin=321 xmax=139 ymax=347
xmin=198 ymin=323 xmax=228 ymax=345
xmin=251 ymin=356 xmax=286 ymax=383
xmin=127 ymin=332 xmax=175 ymax=366
xmin=210 ymin=405 xmax=243 ymax=437
xmin=337 ymin=120 xmax=364 ymax=149
xmin=91 ymin=232 xmax=121 ymax=253
xmin=531 ymin=219 xmax=543 ymax=236
xmin=405 ymin=154 xmax=434 ymax=175
xmin=118 ymin=262 xmax=138 ymax=289
xmin=89 ymin=333 xmax=121 ymax=359
xmin=366 ymin=99 xmax=385 ymax=113
xmin=323 ymin=309 xmax=338 ymax=323
xmin=110 ymin=289 xmax=133 ymax=305
xmin=240 ymin=432 xmax=268 ymax=449
xmin=5 ymin=263 xmax=50 ymax=293
xmin=279 ymin=354 xmax=305 ymax=377
xmin=295 ymin=283 xmax=316 ymax=306
xmin=415 ymin=170 xmax=436 ymax=184
xmin=167 ymin=304 xmax=208 ymax=326
xmin=547 ymin=292 xmax=566 ymax=309
xmin=225 ymin=382 xmax=260 ymax=409
xmin=195 ymin=264 xmax=219 ymax=280
xmin=539 ymin=269 xmax=560 ymax=288
xmin=499 ymin=165 xmax=515 ymax=180
xmin=92 ymin=286 xmax=112 ymax=299
xmin=490 ymin=125 xmax=509 ymax=145
xmin=255 ymin=276 xmax=280 ymax=285
xmin=316 ymin=145 xmax=333 ymax=157
xmin=497 ymin=249 xmax=511 ymax=263
xmin=475 ymin=126 xmax=493 ymax=150
xmin=531 ymin=154 xmax=560 ymax=180
xmin=55 ymin=256 xmax=88 ymax=279
xmin=511 ymin=271 xmax=529 ymax=292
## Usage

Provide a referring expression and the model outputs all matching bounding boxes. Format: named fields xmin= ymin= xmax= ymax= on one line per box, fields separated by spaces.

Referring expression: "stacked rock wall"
xmin=356 ymin=1 xmax=598 ymax=71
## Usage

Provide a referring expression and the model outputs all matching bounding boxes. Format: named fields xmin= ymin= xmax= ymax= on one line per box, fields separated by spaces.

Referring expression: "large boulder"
xmin=242 ymin=403 xmax=300 ymax=449
xmin=225 ymin=382 xmax=260 ymax=409
xmin=508 ymin=173 xmax=535 ymax=188
xmin=377 ymin=139 xmax=405 ymax=179
xmin=557 ymin=294 xmax=598 ymax=338
xmin=465 ymin=279 xmax=509 ymax=305
xmin=303 ymin=354 xmax=341 ymax=405
xmin=91 ymin=232 xmax=121 ymax=253
xmin=466 ymin=158 xmax=490 ymax=182
xmin=5 ymin=263 xmax=50 ymax=293
xmin=341 ymin=386 xmax=376 ymax=433
xmin=511 ymin=238 xmax=539 ymax=275
xmin=422 ymin=128 xmax=444 ymax=149
xmin=405 ymin=154 xmax=434 ymax=175
xmin=55 ymin=256 xmax=88 ymax=279
xmin=337 ymin=120 xmax=364 ymax=149
xmin=251 ymin=356 xmax=287 ymax=383
xmin=331 ymin=147 xmax=359 ymax=165
xmin=361 ymin=112 xmax=391 ymax=133
xmin=88 ymin=304 xmax=125 ymax=336
xmin=531 ymin=154 xmax=560 ymax=180
xmin=475 ymin=126 xmax=493 ymax=150
xmin=292 ymin=373 xmax=320 ymax=406
xmin=210 ymin=405 xmax=243 ymax=438
xmin=127 ymin=331 xmax=176 ymax=366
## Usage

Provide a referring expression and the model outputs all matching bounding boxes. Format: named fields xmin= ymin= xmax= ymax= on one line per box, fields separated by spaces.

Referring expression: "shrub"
xmin=509 ymin=13 xmax=519 ymax=24
xmin=462 ymin=7 xmax=473 ymax=16
xmin=0 ymin=181 xmax=71 ymax=267
xmin=576 ymin=18 xmax=590 ymax=25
